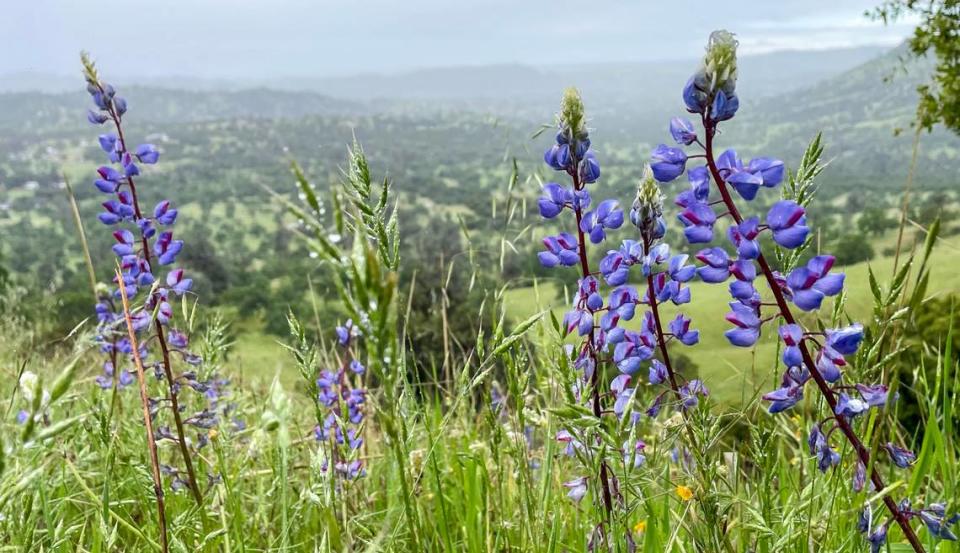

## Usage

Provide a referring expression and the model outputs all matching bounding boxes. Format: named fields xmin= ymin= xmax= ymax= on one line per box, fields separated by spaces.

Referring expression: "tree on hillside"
xmin=858 ymin=205 xmax=897 ymax=235
xmin=872 ymin=0 xmax=960 ymax=133
xmin=833 ymin=232 xmax=876 ymax=265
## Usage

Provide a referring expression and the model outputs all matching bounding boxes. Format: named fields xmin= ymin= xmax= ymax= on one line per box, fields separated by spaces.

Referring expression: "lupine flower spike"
xmin=313 ymin=320 xmax=367 ymax=481
xmin=82 ymin=53 xmax=235 ymax=504
xmin=538 ymin=90 xmax=707 ymax=533
xmin=650 ymin=30 xmax=954 ymax=552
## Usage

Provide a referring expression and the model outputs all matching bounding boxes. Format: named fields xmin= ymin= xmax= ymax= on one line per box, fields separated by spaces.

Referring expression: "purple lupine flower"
xmin=645 ymin=393 xmax=665 ymax=418
xmin=815 ymin=344 xmax=846 ymax=382
xmin=99 ymin=197 xmax=134 ymax=225
xmin=538 ymin=182 xmax=572 ymax=219
xmin=599 ymin=245 xmax=633 ymax=286
xmin=651 ymin=271 xmax=690 ymax=305
xmin=668 ymin=254 xmax=697 ymax=283
xmin=556 ymin=429 xmax=583 ymax=457
xmin=730 ymin=258 xmax=756 ymax=283
xmin=579 ymin=199 xmax=623 ymax=244
xmin=602 ymin=286 xmax=640 ymax=331
xmin=624 ymin=439 xmax=647 ymax=469
xmin=678 ymin=201 xmax=717 ymax=244
xmin=563 ymin=477 xmax=588 ymax=503
xmin=815 ymin=439 xmax=841 ymax=473
xmin=786 ymin=255 xmax=844 ymax=311
xmin=349 ymin=359 xmax=365 ymax=375
xmin=670 ymin=117 xmax=697 ymax=145
xmin=578 ymin=276 xmax=603 ymax=312
xmin=88 ymin=109 xmax=109 ymax=124
xmin=333 ymin=460 xmax=365 ymax=480
xmin=564 ymin=309 xmax=594 ymax=337
xmin=918 ymin=504 xmax=959 ymax=540
xmin=695 ymin=247 xmax=730 ymax=283
xmin=135 ymin=144 xmax=160 ymax=164
xmin=612 ymin=380 xmax=639 ymax=421
xmin=679 ymin=379 xmax=709 ymax=409
xmin=856 ymin=384 xmax=890 ymax=407
xmin=867 ymin=524 xmax=888 ymax=553
xmin=539 ymin=232 xmax=580 ymax=268
xmin=336 ymin=320 xmax=359 ymax=347
xmin=826 ymin=324 xmax=864 ymax=356
xmin=650 ymin=144 xmax=688 ymax=182
xmin=544 ymin=143 xmax=572 ymax=172
xmin=766 ymin=200 xmax=809 ymax=249
xmin=724 ymin=301 xmax=761 ymax=347
xmin=762 ymin=382 xmax=803 ymax=414
xmin=835 ymin=393 xmax=869 ymax=418
xmin=154 ymin=200 xmax=178 ymax=226
xmin=715 ymin=149 xmax=783 ymax=201
xmin=853 ymin=460 xmax=867 ymax=492
xmin=642 ymin=243 xmax=670 ymax=276
xmin=648 ymin=359 xmax=668 ymax=385
xmin=153 ymin=231 xmax=184 ymax=265
xmin=779 ymin=324 xmax=804 ymax=368
xmin=580 ymin=152 xmax=601 ymax=183
xmin=166 ymin=268 xmax=193 ymax=296
xmin=884 ymin=443 xmax=916 ymax=468
xmin=669 ymin=314 xmax=699 ymax=345
xmin=711 ymin=89 xmax=739 ymax=121
xmin=727 ymin=217 xmax=760 ymax=259
xmin=675 ymin=166 xmax=710 ymax=209
xmin=682 ymin=74 xmax=709 ymax=114
xmin=613 ymin=330 xmax=655 ymax=374
xmin=95 ymin=165 xmax=123 ymax=193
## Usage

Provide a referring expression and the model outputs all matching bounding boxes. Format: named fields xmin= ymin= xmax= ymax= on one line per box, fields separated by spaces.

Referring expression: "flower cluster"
xmin=537 ymin=90 xmax=707 ymax=512
xmin=650 ymin=30 xmax=957 ymax=550
xmin=859 ymin=501 xmax=959 ymax=552
xmin=313 ymin=320 xmax=367 ymax=481
xmin=82 ymin=57 xmax=228 ymax=498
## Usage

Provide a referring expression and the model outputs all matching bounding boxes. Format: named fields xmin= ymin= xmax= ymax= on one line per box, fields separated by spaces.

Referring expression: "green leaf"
xmin=868 ymin=266 xmax=883 ymax=306
xmin=290 ymin=160 xmax=321 ymax=214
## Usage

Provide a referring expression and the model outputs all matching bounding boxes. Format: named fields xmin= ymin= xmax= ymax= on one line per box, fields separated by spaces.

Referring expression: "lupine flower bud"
xmin=669 ymin=117 xmax=697 ymax=145
xmin=884 ymin=443 xmax=916 ymax=468
xmin=630 ymin=165 xmax=665 ymax=241
xmin=866 ymin=524 xmax=888 ymax=552
xmin=703 ymin=30 xmax=738 ymax=98
xmin=559 ymin=87 xmax=588 ymax=142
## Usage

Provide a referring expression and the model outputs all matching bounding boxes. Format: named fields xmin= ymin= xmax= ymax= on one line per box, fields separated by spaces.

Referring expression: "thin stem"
xmin=702 ymin=119 xmax=924 ymax=553
xmin=116 ymin=267 xmax=169 ymax=553
xmin=98 ymin=82 xmax=204 ymax=505
xmin=569 ymin=166 xmax=615 ymax=521
xmin=63 ymin=173 xmax=98 ymax=303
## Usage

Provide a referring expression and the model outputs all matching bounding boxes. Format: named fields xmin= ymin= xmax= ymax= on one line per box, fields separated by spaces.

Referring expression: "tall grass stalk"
xmin=115 ymin=266 xmax=169 ymax=553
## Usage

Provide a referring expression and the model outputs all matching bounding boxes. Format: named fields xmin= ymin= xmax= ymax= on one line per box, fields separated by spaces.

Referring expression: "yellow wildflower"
xmin=676 ymin=485 xmax=694 ymax=501
xmin=633 ymin=520 xmax=647 ymax=534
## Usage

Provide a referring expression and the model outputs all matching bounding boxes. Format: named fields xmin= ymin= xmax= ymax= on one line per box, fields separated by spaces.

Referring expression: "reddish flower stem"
xmin=116 ymin=268 xmax=169 ymax=553
xmin=569 ymin=166 xmax=615 ymax=519
xmin=642 ymin=236 xmax=684 ymax=399
xmin=702 ymin=119 xmax=923 ymax=553
xmin=98 ymin=84 xmax=204 ymax=506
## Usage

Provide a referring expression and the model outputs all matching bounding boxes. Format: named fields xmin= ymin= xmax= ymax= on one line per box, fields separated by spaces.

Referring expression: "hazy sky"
xmin=2 ymin=0 xmax=917 ymax=78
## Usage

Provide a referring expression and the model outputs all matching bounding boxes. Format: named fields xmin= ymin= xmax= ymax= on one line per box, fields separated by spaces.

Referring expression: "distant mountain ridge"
xmin=0 ymin=45 xmax=891 ymax=129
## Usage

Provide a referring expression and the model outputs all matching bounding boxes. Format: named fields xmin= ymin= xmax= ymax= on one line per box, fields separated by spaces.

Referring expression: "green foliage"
xmin=859 ymin=205 xmax=898 ymax=236
xmin=872 ymin=0 xmax=960 ymax=134
xmin=832 ymin=232 xmax=876 ymax=265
